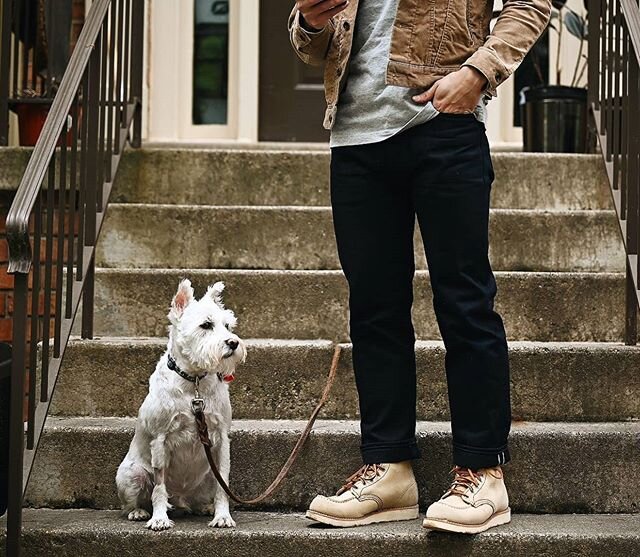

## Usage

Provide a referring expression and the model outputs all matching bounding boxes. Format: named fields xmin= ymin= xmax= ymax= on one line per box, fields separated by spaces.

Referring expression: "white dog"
xmin=116 ymin=278 xmax=246 ymax=530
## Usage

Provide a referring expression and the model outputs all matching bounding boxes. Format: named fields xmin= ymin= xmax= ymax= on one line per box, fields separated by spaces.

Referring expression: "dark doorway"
xmin=259 ymin=0 xmax=329 ymax=142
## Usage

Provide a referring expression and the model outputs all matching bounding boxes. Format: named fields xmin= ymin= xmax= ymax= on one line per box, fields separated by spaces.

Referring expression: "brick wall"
xmin=71 ymin=0 xmax=85 ymax=52
xmin=0 ymin=192 xmax=15 ymax=343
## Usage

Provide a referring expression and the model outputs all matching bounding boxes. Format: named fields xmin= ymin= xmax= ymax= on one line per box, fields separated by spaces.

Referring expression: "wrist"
xmin=300 ymin=13 xmax=324 ymax=33
xmin=462 ymin=65 xmax=488 ymax=91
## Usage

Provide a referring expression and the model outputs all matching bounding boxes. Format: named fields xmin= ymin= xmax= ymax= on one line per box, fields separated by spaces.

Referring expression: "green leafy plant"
xmin=547 ymin=0 xmax=589 ymax=87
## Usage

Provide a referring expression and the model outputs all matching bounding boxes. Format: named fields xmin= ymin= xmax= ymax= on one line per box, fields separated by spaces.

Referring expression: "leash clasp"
xmin=191 ymin=397 xmax=206 ymax=414
xmin=191 ymin=375 xmax=205 ymax=414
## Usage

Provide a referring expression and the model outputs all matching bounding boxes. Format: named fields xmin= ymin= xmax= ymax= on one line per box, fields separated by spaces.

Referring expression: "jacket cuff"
xmin=462 ymin=46 xmax=511 ymax=98
xmin=289 ymin=9 xmax=333 ymax=50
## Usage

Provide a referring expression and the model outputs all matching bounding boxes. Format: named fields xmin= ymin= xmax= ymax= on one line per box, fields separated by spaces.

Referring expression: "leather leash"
xmin=193 ymin=344 xmax=342 ymax=505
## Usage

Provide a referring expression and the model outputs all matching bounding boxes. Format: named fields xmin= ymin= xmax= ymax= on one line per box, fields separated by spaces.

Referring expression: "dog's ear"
xmin=169 ymin=278 xmax=194 ymax=322
xmin=206 ymin=281 xmax=225 ymax=308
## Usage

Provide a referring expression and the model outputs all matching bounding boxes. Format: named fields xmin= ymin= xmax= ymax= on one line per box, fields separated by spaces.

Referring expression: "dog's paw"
xmin=127 ymin=508 xmax=151 ymax=521
xmin=208 ymin=514 xmax=236 ymax=528
xmin=145 ymin=516 xmax=175 ymax=531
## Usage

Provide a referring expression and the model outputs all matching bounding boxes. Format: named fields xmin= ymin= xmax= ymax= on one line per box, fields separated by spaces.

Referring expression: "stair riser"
xmin=51 ymin=340 xmax=640 ymax=422
xmin=97 ymin=207 xmax=624 ymax=272
xmin=85 ymin=270 xmax=625 ymax=341
xmin=3 ymin=513 xmax=640 ymax=557
xmin=107 ymin=149 xmax=611 ymax=210
xmin=25 ymin=421 xmax=640 ymax=513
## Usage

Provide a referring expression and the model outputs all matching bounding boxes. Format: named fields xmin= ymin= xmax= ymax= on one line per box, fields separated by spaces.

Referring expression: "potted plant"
xmin=11 ymin=0 xmax=73 ymax=146
xmin=520 ymin=0 xmax=589 ymax=153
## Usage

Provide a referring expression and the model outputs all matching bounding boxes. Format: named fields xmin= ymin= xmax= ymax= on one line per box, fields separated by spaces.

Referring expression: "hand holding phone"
xmin=296 ymin=0 xmax=349 ymax=31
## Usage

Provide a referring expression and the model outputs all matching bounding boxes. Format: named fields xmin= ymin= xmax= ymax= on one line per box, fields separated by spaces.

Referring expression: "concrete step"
xmin=96 ymin=205 xmax=624 ymax=272
xmin=25 ymin=418 xmax=640 ymax=513
xmin=87 ymin=269 xmax=626 ymax=342
xmin=3 ymin=509 xmax=640 ymax=557
xmin=107 ymin=148 xmax=612 ymax=210
xmin=0 ymin=148 xmax=612 ymax=211
xmin=51 ymin=338 xmax=640 ymax=422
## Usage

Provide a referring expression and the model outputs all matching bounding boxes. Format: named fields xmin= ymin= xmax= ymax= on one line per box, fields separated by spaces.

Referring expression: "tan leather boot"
xmin=422 ymin=466 xmax=511 ymax=534
xmin=306 ymin=462 xmax=419 ymax=527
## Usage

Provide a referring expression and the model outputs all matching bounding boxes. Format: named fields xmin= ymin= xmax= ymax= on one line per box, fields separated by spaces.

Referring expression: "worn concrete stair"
xmin=3 ymin=511 xmax=640 ymax=557
xmin=24 ymin=417 xmax=640 ymax=513
xmin=109 ymin=149 xmax=612 ymax=209
xmin=96 ymin=205 xmax=624 ymax=272
xmin=2 ymin=146 xmax=638 ymax=556
xmin=86 ymin=268 xmax=625 ymax=341
xmin=50 ymin=338 xmax=640 ymax=422
xmin=0 ymin=149 xmax=612 ymax=209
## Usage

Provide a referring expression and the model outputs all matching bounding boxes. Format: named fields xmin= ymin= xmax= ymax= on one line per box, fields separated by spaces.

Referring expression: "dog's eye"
xmin=224 ymin=323 xmax=230 ymax=330
xmin=200 ymin=321 xmax=214 ymax=330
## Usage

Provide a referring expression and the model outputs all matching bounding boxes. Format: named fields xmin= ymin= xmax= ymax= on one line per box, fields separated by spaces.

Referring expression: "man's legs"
xmin=305 ymin=136 xmax=420 ymax=527
xmin=330 ymin=138 xmax=420 ymax=464
xmin=408 ymin=114 xmax=511 ymax=533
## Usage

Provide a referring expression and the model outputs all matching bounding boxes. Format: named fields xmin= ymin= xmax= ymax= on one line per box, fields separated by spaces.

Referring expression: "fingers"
xmin=298 ymin=0 xmax=348 ymax=29
xmin=412 ymin=83 xmax=437 ymax=104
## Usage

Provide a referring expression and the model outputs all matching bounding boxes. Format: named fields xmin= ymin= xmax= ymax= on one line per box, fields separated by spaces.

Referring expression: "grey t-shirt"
xmin=330 ymin=0 xmax=487 ymax=148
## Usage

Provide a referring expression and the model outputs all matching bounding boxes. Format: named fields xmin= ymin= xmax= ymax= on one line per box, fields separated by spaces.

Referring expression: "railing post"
xmin=0 ymin=0 xmax=13 ymax=145
xmin=625 ymin=261 xmax=638 ymax=345
xmin=626 ymin=34 xmax=639 ymax=345
xmin=81 ymin=256 xmax=96 ymax=339
xmin=6 ymin=273 xmax=29 ymax=557
xmin=588 ymin=0 xmax=599 ymax=110
xmin=81 ymin=34 xmax=101 ymax=340
xmin=130 ymin=0 xmax=144 ymax=148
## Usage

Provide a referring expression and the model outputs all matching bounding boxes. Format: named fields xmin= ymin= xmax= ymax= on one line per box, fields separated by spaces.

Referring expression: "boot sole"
xmin=422 ymin=507 xmax=511 ymax=534
xmin=306 ymin=505 xmax=419 ymax=528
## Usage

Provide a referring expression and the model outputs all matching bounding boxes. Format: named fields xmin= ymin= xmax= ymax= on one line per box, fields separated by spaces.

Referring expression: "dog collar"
xmin=167 ymin=353 xmax=232 ymax=383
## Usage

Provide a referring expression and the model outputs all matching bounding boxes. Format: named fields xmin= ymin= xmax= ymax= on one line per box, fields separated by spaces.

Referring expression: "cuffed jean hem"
xmin=453 ymin=444 xmax=511 ymax=470
xmin=361 ymin=442 xmax=421 ymax=464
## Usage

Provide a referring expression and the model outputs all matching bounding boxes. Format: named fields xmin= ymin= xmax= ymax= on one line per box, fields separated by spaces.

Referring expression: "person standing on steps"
xmin=288 ymin=0 xmax=551 ymax=533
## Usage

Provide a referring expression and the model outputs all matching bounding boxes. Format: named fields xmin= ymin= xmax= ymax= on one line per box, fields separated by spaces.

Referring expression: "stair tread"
xmin=106 ymin=203 xmax=617 ymax=214
xmin=44 ymin=416 xmax=640 ymax=433
xmin=4 ymin=508 xmax=640 ymax=557
xmin=9 ymin=508 xmax=640 ymax=536
xmin=68 ymin=336 xmax=640 ymax=350
xmin=93 ymin=267 xmax=625 ymax=276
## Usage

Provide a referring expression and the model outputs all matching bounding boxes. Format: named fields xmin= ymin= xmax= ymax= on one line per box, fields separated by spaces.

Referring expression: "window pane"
xmin=193 ymin=0 xmax=229 ymax=125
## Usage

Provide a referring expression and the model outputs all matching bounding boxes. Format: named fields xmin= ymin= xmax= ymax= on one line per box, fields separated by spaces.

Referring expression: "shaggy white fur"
xmin=116 ymin=278 xmax=246 ymax=530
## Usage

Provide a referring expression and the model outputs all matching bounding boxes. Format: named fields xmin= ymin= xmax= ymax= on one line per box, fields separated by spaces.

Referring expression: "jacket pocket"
xmin=434 ymin=0 xmax=475 ymax=66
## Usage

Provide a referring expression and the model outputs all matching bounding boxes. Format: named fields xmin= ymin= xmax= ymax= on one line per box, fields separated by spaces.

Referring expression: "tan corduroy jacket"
xmin=288 ymin=0 xmax=552 ymax=129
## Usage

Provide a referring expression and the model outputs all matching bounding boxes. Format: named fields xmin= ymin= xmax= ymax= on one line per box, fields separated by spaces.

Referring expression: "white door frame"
xmin=145 ymin=0 xmax=259 ymax=143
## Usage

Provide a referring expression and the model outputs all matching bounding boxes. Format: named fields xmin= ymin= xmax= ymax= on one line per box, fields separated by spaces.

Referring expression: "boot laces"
xmin=443 ymin=466 xmax=482 ymax=498
xmin=336 ymin=464 xmax=385 ymax=495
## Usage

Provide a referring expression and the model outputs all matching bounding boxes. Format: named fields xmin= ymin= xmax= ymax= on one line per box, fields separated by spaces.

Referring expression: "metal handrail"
xmin=6 ymin=0 xmax=111 ymax=273
xmin=1 ymin=0 xmax=144 ymax=554
xmin=588 ymin=0 xmax=640 ymax=345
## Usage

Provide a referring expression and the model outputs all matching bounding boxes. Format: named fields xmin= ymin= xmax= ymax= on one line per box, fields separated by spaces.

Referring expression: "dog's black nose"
xmin=226 ymin=339 xmax=239 ymax=350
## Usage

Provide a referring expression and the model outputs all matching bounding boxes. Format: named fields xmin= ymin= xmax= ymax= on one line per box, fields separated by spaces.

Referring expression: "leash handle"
xmin=194 ymin=344 xmax=342 ymax=505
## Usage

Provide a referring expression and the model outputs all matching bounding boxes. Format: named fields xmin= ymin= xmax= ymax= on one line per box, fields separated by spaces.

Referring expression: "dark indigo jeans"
xmin=330 ymin=113 xmax=511 ymax=470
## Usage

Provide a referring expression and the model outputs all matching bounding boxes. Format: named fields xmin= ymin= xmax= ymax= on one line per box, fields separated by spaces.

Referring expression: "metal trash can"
xmin=520 ymin=85 xmax=588 ymax=153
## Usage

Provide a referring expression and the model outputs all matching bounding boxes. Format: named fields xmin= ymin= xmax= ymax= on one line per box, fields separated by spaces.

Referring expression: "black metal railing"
xmin=1 ymin=0 xmax=144 ymax=554
xmin=589 ymin=0 xmax=640 ymax=345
